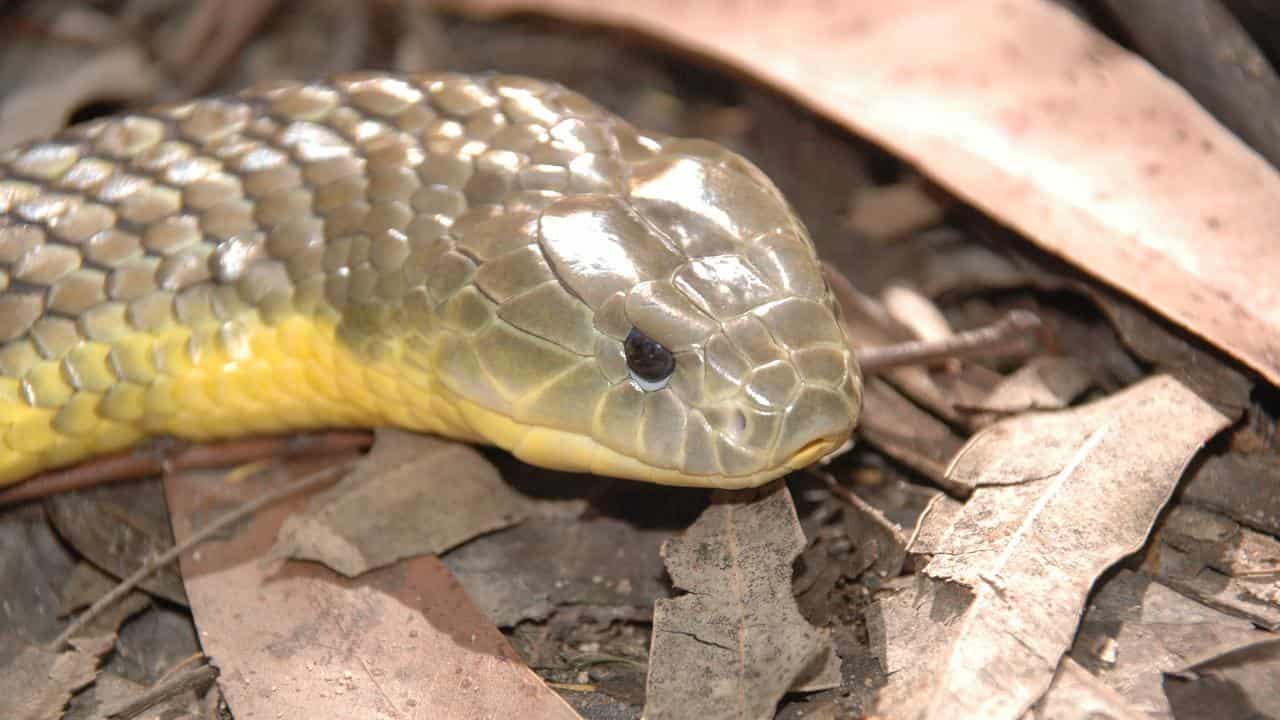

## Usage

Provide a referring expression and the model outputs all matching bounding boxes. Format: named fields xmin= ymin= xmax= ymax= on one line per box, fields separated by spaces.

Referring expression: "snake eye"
xmin=624 ymin=327 xmax=676 ymax=391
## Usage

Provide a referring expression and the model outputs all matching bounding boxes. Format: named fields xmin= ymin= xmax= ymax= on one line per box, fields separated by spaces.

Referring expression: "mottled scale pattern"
xmin=0 ymin=73 xmax=861 ymax=489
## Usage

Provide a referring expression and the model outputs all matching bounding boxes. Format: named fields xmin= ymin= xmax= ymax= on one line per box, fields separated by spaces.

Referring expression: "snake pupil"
xmin=624 ymin=328 xmax=676 ymax=387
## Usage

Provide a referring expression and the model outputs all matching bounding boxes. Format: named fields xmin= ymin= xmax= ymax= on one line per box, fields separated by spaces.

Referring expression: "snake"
xmin=0 ymin=72 xmax=862 ymax=490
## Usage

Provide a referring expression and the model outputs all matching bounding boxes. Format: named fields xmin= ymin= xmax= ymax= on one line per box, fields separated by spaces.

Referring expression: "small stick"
xmin=856 ymin=310 xmax=1043 ymax=374
xmin=51 ymin=461 xmax=352 ymax=649
xmin=0 ymin=431 xmax=372 ymax=506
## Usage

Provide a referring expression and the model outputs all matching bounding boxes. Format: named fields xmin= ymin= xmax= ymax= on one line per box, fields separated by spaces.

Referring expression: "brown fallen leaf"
xmin=960 ymin=356 xmax=1093 ymax=415
xmin=1030 ymin=657 xmax=1149 ymax=720
xmin=1145 ymin=543 xmax=1280 ymax=631
xmin=1157 ymin=505 xmax=1280 ymax=579
xmin=448 ymin=0 xmax=1280 ymax=386
xmin=880 ymin=282 xmax=954 ymax=348
xmin=0 ymin=572 xmax=147 ymax=720
xmin=830 ymin=477 xmax=909 ymax=587
xmin=45 ymin=480 xmax=187 ymax=605
xmin=0 ymin=637 xmax=111 ymax=720
xmin=858 ymin=378 xmax=966 ymax=490
xmin=1181 ymin=452 xmax=1280 ymax=537
xmin=873 ymin=375 xmax=1230 ymax=718
xmin=1164 ymin=636 xmax=1280 ymax=720
xmin=273 ymin=429 xmax=528 ymax=577
xmin=164 ymin=462 xmax=582 ymax=720
xmin=444 ymin=501 xmax=673 ymax=627
xmin=827 ymin=264 xmax=1014 ymax=429
xmin=645 ymin=481 xmax=840 ymax=720
xmin=1087 ymin=291 xmax=1252 ymax=414
xmin=1070 ymin=570 xmax=1270 ymax=717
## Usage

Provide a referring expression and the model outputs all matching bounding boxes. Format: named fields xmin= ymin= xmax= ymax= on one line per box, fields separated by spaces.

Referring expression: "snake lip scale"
xmin=0 ymin=72 xmax=862 ymax=489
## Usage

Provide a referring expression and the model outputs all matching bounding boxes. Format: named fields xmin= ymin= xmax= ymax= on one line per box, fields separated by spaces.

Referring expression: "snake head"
xmin=444 ymin=138 xmax=859 ymax=488
xmin=420 ymin=83 xmax=860 ymax=488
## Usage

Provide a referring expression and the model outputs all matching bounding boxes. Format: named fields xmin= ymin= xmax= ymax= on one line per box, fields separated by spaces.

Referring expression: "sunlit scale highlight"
xmin=0 ymin=72 xmax=861 ymax=489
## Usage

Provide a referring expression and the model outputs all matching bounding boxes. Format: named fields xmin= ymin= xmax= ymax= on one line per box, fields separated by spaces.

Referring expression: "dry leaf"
xmin=1069 ymin=569 xmax=1264 ymax=718
xmin=274 ymin=429 xmax=528 ymax=577
xmin=1157 ymin=505 xmax=1280 ymax=578
xmin=645 ymin=482 xmax=840 ymax=720
xmin=880 ymin=282 xmax=954 ymax=346
xmin=164 ymin=464 xmax=582 ymax=720
xmin=1145 ymin=544 xmax=1280 ymax=631
xmin=838 ymin=484 xmax=909 ymax=587
xmin=0 ymin=567 xmax=153 ymax=720
xmin=45 ymin=481 xmax=187 ymax=605
xmin=0 ymin=637 xmax=111 ymax=720
xmin=449 ymin=0 xmax=1280 ymax=386
xmin=1164 ymin=636 xmax=1280 ymax=719
xmin=1029 ymin=658 xmax=1148 ymax=720
xmin=445 ymin=505 xmax=671 ymax=627
xmin=873 ymin=375 xmax=1230 ymax=718
xmin=858 ymin=379 xmax=965 ymax=490
xmin=1088 ymin=292 xmax=1252 ymax=414
xmin=1181 ymin=453 xmax=1280 ymax=537
xmin=63 ymin=672 xmax=152 ymax=720
xmin=961 ymin=356 xmax=1093 ymax=414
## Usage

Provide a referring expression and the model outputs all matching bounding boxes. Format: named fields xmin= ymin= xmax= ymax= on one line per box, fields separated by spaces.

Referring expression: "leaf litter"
xmin=273 ymin=428 xmax=529 ymax=577
xmin=644 ymin=482 xmax=841 ymax=720
xmin=0 ymin=562 xmax=150 ymax=720
xmin=1163 ymin=635 xmax=1280 ymax=719
xmin=1070 ymin=569 xmax=1273 ymax=718
xmin=0 ymin=2 xmax=1279 ymax=718
xmin=870 ymin=375 xmax=1231 ymax=718
xmin=163 ymin=459 xmax=584 ymax=720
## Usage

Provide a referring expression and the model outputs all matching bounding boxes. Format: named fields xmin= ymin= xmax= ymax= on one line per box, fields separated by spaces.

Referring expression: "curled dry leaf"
xmin=1181 ymin=453 xmax=1280 ymax=537
xmin=1144 ymin=543 xmax=1280 ymax=631
xmin=444 ymin=506 xmax=671 ymax=627
xmin=1157 ymin=505 xmax=1280 ymax=579
xmin=45 ymin=481 xmax=187 ymax=605
xmin=448 ymin=0 xmax=1280 ymax=386
xmin=645 ymin=482 xmax=840 ymax=720
xmin=1164 ymin=636 xmax=1280 ymax=720
xmin=871 ymin=375 xmax=1230 ymax=719
xmin=164 ymin=463 xmax=581 ymax=720
xmin=1030 ymin=657 xmax=1149 ymax=720
xmin=0 ymin=571 xmax=147 ymax=720
xmin=858 ymin=379 xmax=965 ymax=490
xmin=1069 ymin=569 xmax=1264 ymax=718
xmin=0 ymin=636 xmax=111 ymax=720
xmin=961 ymin=356 xmax=1093 ymax=415
xmin=274 ymin=429 xmax=529 ymax=577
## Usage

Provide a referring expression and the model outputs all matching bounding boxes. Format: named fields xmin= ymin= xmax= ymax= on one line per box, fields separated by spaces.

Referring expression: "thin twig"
xmin=0 ymin=431 xmax=371 ymax=506
xmin=855 ymin=310 xmax=1044 ymax=374
xmin=51 ymin=461 xmax=352 ymax=649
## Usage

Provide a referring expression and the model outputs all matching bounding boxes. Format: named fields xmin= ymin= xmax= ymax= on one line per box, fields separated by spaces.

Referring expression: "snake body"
xmin=0 ymin=73 xmax=861 ymax=489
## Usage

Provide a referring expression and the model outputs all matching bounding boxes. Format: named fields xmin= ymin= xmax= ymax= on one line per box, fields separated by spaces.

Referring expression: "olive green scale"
xmin=0 ymin=72 xmax=861 ymax=488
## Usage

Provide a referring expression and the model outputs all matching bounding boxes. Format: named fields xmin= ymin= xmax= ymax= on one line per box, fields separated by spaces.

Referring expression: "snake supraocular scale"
xmin=0 ymin=72 xmax=861 ymax=489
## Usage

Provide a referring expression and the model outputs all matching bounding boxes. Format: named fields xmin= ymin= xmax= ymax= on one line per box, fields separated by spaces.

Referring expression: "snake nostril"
xmin=732 ymin=409 xmax=747 ymax=434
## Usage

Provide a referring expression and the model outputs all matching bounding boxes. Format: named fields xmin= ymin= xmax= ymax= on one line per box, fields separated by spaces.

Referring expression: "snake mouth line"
xmin=784 ymin=436 xmax=844 ymax=471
